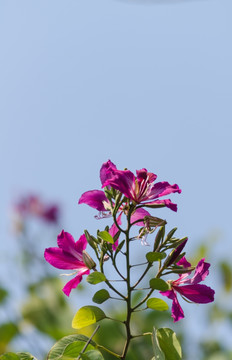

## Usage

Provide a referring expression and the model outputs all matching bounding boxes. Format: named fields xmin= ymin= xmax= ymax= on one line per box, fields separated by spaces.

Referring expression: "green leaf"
xmin=86 ymin=272 xmax=106 ymax=285
xmin=92 ymin=289 xmax=110 ymax=304
xmin=152 ymin=328 xmax=165 ymax=360
xmin=149 ymin=279 xmax=169 ymax=291
xmin=63 ymin=341 xmax=95 ymax=358
xmin=146 ymin=252 xmax=166 ymax=263
xmin=98 ymin=231 xmax=114 ymax=244
xmin=0 ymin=323 xmax=18 ymax=344
xmin=47 ymin=334 xmax=96 ymax=360
xmin=17 ymin=354 xmax=37 ymax=360
xmin=80 ymin=350 xmax=104 ymax=360
xmin=0 ymin=354 xmax=19 ymax=360
xmin=0 ymin=287 xmax=8 ymax=303
xmin=72 ymin=306 xmax=106 ymax=329
xmin=147 ymin=298 xmax=169 ymax=311
xmin=156 ymin=328 xmax=182 ymax=360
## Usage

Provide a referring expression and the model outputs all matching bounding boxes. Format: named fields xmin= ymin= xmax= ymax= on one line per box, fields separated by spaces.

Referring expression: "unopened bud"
xmin=171 ymin=266 xmax=195 ymax=274
xmin=82 ymin=250 xmax=96 ymax=270
xmin=144 ymin=216 xmax=167 ymax=230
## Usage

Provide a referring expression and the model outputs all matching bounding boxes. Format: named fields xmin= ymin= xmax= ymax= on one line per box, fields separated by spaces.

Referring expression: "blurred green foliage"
xmin=1 ymin=211 xmax=232 ymax=359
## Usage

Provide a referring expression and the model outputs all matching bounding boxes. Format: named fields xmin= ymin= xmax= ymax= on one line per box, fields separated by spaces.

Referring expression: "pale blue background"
xmin=0 ymin=0 xmax=231 ymax=355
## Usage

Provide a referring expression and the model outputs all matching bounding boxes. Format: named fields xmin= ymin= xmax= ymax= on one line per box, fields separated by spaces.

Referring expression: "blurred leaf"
xmin=0 ymin=323 xmax=18 ymax=345
xmin=72 ymin=306 xmax=106 ymax=330
xmin=152 ymin=328 xmax=165 ymax=360
xmin=17 ymin=353 xmax=37 ymax=360
xmin=92 ymin=290 xmax=110 ymax=304
xmin=48 ymin=334 xmax=96 ymax=360
xmin=146 ymin=252 xmax=166 ymax=263
xmin=219 ymin=261 xmax=232 ymax=292
xmin=147 ymin=298 xmax=169 ymax=311
xmin=0 ymin=354 xmax=19 ymax=360
xmin=80 ymin=350 xmax=104 ymax=360
xmin=0 ymin=287 xmax=8 ymax=304
xmin=149 ymin=279 xmax=169 ymax=291
xmin=22 ymin=277 xmax=73 ymax=340
xmin=156 ymin=328 xmax=182 ymax=360
xmin=86 ymin=273 xmax=106 ymax=285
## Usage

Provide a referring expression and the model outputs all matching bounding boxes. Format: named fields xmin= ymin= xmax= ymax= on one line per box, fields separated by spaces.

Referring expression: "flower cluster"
xmin=44 ymin=159 xmax=215 ymax=325
xmin=14 ymin=195 xmax=59 ymax=224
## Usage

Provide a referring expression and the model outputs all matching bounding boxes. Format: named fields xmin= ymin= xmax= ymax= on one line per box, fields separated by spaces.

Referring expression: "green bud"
xmin=84 ymin=230 xmax=98 ymax=250
xmin=82 ymin=251 xmax=96 ymax=270
xmin=153 ymin=226 xmax=165 ymax=251
xmin=171 ymin=266 xmax=195 ymax=274
xmin=164 ymin=227 xmax=178 ymax=243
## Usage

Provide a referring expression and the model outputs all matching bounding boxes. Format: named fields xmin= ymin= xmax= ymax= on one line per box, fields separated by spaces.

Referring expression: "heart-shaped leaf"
xmin=72 ymin=306 xmax=106 ymax=329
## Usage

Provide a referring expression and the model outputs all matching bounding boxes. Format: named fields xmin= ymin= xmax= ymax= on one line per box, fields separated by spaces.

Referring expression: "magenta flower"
xmin=78 ymin=160 xmax=117 ymax=217
xmin=15 ymin=195 xmax=59 ymax=224
xmin=102 ymin=167 xmax=181 ymax=211
xmin=44 ymin=230 xmax=90 ymax=296
xmin=160 ymin=256 xmax=215 ymax=322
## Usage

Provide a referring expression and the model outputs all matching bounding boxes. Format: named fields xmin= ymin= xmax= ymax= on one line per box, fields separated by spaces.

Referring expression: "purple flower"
xmin=78 ymin=160 xmax=117 ymax=217
xmin=15 ymin=195 xmax=59 ymax=224
xmin=44 ymin=230 xmax=90 ymax=296
xmin=160 ymin=257 xmax=215 ymax=322
xmin=102 ymin=167 xmax=181 ymax=211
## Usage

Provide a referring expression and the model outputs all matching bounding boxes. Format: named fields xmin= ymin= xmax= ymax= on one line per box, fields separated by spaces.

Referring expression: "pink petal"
xmin=57 ymin=230 xmax=75 ymax=252
xmin=62 ymin=270 xmax=90 ymax=296
xmin=78 ymin=190 xmax=108 ymax=211
xmin=103 ymin=169 xmax=135 ymax=200
xmin=143 ymin=199 xmax=178 ymax=212
xmin=75 ymin=233 xmax=88 ymax=253
xmin=130 ymin=208 xmax=151 ymax=226
xmin=136 ymin=169 xmax=157 ymax=183
xmin=160 ymin=289 xmax=184 ymax=322
xmin=149 ymin=182 xmax=181 ymax=199
xmin=109 ymin=212 xmax=122 ymax=251
xmin=44 ymin=247 xmax=84 ymax=270
xmin=189 ymin=258 xmax=211 ymax=284
xmin=175 ymin=284 xmax=215 ymax=304
xmin=177 ymin=256 xmax=192 ymax=268
xmin=100 ymin=160 xmax=117 ymax=185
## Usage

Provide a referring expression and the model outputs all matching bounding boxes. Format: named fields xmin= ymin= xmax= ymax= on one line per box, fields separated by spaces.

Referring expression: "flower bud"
xmin=82 ymin=250 xmax=96 ymax=270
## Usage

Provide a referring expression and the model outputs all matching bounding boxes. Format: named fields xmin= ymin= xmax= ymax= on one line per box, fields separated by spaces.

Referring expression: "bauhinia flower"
xmin=103 ymin=167 xmax=181 ymax=211
xmin=78 ymin=160 xmax=117 ymax=218
xmin=160 ymin=256 xmax=215 ymax=322
xmin=44 ymin=230 xmax=94 ymax=296
xmin=15 ymin=195 xmax=59 ymax=224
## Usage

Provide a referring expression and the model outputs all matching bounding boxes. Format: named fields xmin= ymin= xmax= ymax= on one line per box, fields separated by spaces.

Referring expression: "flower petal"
xmin=149 ymin=182 xmax=181 ymax=199
xmin=177 ymin=256 xmax=192 ymax=268
xmin=189 ymin=258 xmax=211 ymax=284
xmin=57 ymin=230 xmax=75 ymax=252
xmin=78 ymin=190 xmax=108 ymax=211
xmin=130 ymin=208 xmax=151 ymax=226
xmin=175 ymin=284 xmax=215 ymax=303
xmin=62 ymin=270 xmax=90 ymax=296
xmin=109 ymin=212 xmax=122 ymax=250
xmin=160 ymin=289 xmax=184 ymax=322
xmin=44 ymin=247 xmax=84 ymax=270
xmin=143 ymin=199 xmax=178 ymax=212
xmin=100 ymin=160 xmax=117 ymax=185
xmin=102 ymin=169 xmax=135 ymax=200
xmin=75 ymin=233 xmax=88 ymax=253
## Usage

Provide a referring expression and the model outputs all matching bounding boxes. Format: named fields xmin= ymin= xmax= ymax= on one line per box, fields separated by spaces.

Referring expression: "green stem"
xmin=77 ymin=325 xmax=100 ymax=360
xmin=97 ymin=345 xmax=121 ymax=358
xmin=120 ymin=211 xmax=134 ymax=360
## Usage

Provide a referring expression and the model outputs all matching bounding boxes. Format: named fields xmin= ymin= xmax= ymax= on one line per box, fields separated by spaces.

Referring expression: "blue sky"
xmin=0 ymin=0 xmax=231 ymax=352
